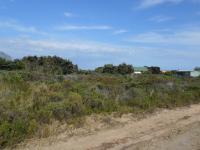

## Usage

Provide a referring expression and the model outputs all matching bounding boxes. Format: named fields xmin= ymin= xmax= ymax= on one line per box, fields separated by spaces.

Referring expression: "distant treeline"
xmin=0 ymin=56 xmax=161 ymax=75
xmin=95 ymin=64 xmax=161 ymax=74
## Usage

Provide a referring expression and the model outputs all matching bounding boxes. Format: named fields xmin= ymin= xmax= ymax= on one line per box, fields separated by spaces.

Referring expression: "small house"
xmin=190 ymin=71 xmax=200 ymax=77
xmin=134 ymin=67 xmax=148 ymax=74
xmin=175 ymin=70 xmax=191 ymax=78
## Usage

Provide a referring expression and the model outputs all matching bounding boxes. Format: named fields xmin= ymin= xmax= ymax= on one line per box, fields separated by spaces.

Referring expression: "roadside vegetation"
xmin=0 ymin=56 xmax=200 ymax=148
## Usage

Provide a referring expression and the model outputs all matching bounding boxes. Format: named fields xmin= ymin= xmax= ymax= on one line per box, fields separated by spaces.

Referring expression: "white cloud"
xmin=1 ymin=36 xmax=199 ymax=70
xmin=138 ymin=0 xmax=184 ymax=9
xmin=0 ymin=37 xmax=130 ymax=54
xmin=113 ymin=29 xmax=128 ymax=35
xmin=149 ymin=15 xmax=174 ymax=22
xmin=64 ymin=12 xmax=75 ymax=17
xmin=127 ymin=29 xmax=200 ymax=46
xmin=56 ymin=25 xmax=112 ymax=31
xmin=0 ymin=21 xmax=46 ymax=35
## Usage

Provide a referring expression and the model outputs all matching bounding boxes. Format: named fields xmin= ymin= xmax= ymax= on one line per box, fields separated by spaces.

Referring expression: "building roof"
xmin=134 ymin=67 xmax=148 ymax=72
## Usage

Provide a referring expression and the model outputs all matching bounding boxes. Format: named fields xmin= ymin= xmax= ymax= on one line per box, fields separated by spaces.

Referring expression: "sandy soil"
xmin=16 ymin=104 xmax=200 ymax=150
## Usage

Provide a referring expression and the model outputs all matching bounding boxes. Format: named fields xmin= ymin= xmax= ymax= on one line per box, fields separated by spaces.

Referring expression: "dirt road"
xmin=17 ymin=104 xmax=200 ymax=150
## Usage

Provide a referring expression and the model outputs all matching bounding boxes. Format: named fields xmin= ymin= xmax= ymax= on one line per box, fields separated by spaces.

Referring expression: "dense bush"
xmin=0 ymin=58 xmax=24 ymax=71
xmin=118 ymin=63 xmax=134 ymax=75
xmin=147 ymin=66 xmax=161 ymax=74
xmin=0 ymin=56 xmax=78 ymax=75
xmin=95 ymin=63 xmax=134 ymax=75
xmin=22 ymin=56 xmax=78 ymax=74
xmin=0 ymin=72 xmax=200 ymax=148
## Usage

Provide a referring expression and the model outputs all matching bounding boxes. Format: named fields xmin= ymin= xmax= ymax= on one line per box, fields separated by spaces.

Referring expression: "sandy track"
xmin=17 ymin=104 xmax=200 ymax=150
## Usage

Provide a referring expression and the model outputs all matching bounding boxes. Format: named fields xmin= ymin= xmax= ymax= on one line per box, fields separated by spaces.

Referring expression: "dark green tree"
xmin=147 ymin=66 xmax=161 ymax=74
xmin=117 ymin=63 xmax=134 ymax=75
xmin=194 ymin=67 xmax=200 ymax=71
xmin=102 ymin=64 xmax=117 ymax=74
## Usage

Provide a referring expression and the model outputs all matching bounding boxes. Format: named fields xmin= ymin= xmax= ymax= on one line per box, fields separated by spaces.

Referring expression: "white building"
xmin=190 ymin=71 xmax=200 ymax=77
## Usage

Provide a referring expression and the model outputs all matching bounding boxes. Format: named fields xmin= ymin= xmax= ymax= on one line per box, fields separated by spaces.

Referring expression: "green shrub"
xmin=0 ymin=72 xmax=200 ymax=148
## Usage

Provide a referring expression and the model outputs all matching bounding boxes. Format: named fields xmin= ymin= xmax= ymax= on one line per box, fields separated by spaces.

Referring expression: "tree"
xmin=148 ymin=66 xmax=161 ymax=74
xmin=0 ymin=58 xmax=25 ymax=70
xmin=117 ymin=63 xmax=134 ymax=75
xmin=102 ymin=64 xmax=117 ymax=74
xmin=13 ymin=59 xmax=25 ymax=70
xmin=194 ymin=67 xmax=200 ymax=71
xmin=95 ymin=63 xmax=134 ymax=75
xmin=95 ymin=67 xmax=104 ymax=73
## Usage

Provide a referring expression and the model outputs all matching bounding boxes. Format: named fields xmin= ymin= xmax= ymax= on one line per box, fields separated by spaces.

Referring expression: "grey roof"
xmin=134 ymin=67 xmax=148 ymax=72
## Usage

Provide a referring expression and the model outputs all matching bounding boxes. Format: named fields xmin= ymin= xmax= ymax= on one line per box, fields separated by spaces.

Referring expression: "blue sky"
xmin=0 ymin=0 xmax=200 ymax=70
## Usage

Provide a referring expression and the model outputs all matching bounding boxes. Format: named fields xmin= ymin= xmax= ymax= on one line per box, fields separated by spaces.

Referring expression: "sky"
xmin=0 ymin=0 xmax=200 ymax=70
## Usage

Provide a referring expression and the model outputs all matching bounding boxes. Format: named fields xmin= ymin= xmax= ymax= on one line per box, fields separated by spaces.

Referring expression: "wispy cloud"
xmin=0 ymin=21 xmax=46 ymax=35
xmin=64 ymin=12 xmax=75 ymax=17
xmin=126 ymin=29 xmax=200 ymax=46
xmin=0 ymin=37 xmax=130 ymax=54
xmin=113 ymin=29 xmax=128 ymax=35
xmin=56 ymin=25 xmax=112 ymax=31
xmin=1 ymin=36 xmax=199 ymax=70
xmin=138 ymin=0 xmax=184 ymax=9
xmin=149 ymin=15 xmax=174 ymax=22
